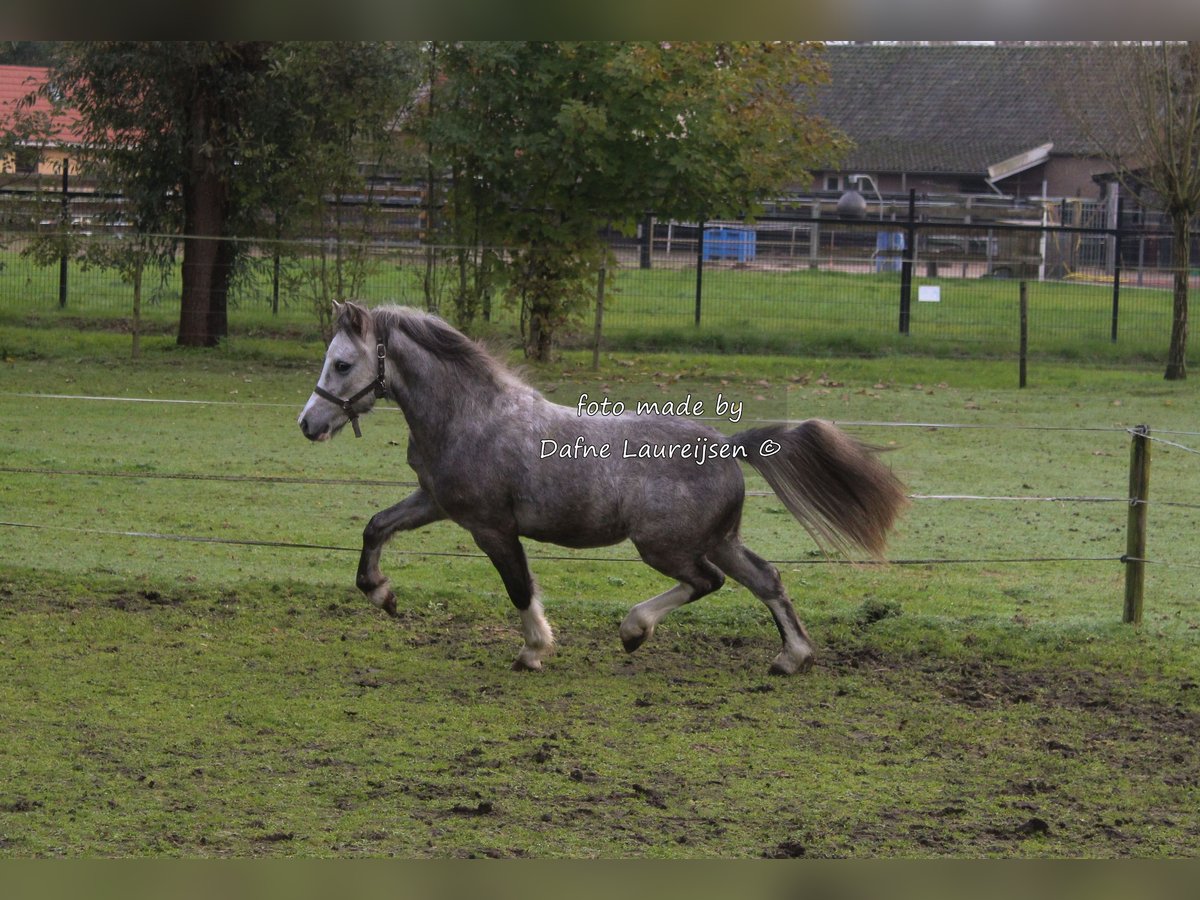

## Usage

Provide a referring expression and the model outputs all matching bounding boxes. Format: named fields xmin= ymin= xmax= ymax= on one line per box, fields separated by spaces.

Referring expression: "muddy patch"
xmin=107 ymin=589 xmax=187 ymax=612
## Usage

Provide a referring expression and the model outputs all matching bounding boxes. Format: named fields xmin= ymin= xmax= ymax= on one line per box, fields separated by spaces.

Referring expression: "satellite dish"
xmin=836 ymin=189 xmax=868 ymax=218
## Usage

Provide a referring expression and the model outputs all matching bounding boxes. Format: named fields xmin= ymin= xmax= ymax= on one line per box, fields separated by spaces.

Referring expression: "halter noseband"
xmin=313 ymin=340 xmax=388 ymax=438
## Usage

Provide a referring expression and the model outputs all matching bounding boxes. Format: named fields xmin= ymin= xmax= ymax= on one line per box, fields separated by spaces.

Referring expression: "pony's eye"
xmin=334 ymin=360 xmax=353 ymax=375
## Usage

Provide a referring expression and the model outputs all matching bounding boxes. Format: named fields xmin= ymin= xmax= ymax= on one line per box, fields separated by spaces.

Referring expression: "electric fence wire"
xmin=4 ymin=394 xmax=1198 ymax=568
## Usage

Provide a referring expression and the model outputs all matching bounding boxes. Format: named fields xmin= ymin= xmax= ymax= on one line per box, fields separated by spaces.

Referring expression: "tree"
xmin=0 ymin=41 xmax=61 ymax=66
xmin=238 ymin=42 xmax=421 ymax=340
xmin=51 ymin=42 xmax=417 ymax=347
xmin=1078 ymin=42 xmax=1200 ymax=380
xmin=419 ymin=41 xmax=846 ymax=360
xmin=1 ymin=67 xmax=57 ymax=191
xmin=52 ymin=43 xmax=266 ymax=346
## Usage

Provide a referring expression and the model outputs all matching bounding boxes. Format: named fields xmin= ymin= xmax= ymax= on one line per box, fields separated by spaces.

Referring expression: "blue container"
xmin=703 ymin=227 xmax=756 ymax=263
xmin=874 ymin=230 xmax=904 ymax=273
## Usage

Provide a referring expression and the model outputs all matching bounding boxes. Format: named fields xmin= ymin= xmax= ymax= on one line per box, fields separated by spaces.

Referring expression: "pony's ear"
xmin=335 ymin=301 xmax=369 ymax=337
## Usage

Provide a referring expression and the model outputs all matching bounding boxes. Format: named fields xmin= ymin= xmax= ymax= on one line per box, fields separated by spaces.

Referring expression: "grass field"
xmin=600 ymin=267 xmax=1182 ymax=363
xmin=2 ymin=243 xmax=1193 ymax=366
xmin=2 ymin=319 xmax=1199 ymax=857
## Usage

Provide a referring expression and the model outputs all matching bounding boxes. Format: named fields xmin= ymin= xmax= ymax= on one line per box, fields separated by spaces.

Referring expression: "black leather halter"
xmin=312 ymin=340 xmax=388 ymax=438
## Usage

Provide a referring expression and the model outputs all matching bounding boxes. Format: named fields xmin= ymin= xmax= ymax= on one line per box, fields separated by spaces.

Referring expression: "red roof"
xmin=0 ymin=65 xmax=85 ymax=146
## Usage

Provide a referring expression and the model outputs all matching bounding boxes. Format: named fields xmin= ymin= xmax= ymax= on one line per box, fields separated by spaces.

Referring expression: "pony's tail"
xmin=731 ymin=420 xmax=908 ymax=560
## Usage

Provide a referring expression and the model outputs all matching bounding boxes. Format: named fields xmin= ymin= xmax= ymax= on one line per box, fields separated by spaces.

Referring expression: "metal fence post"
xmin=592 ymin=262 xmax=606 ymax=371
xmin=1123 ymin=424 xmax=1151 ymax=624
xmin=272 ymin=212 xmax=282 ymax=316
xmin=694 ymin=221 xmax=705 ymax=327
xmin=808 ymin=201 xmax=820 ymax=270
xmin=58 ymin=162 xmax=69 ymax=309
xmin=1019 ymin=280 xmax=1028 ymax=388
xmin=898 ymin=188 xmax=915 ymax=334
xmin=1111 ymin=197 xmax=1124 ymax=342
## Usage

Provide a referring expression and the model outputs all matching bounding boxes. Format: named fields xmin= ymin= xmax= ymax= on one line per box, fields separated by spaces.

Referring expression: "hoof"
xmin=621 ymin=632 xmax=647 ymax=654
xmin=619 ymin=617 xmax=652 ymax=654
xmin=512 ymin=652 xmax=544 ymax=672
xmin=365 ymin=582 xmax=397 ymax=617
xmin=768 ymin=650 xmax=815 ymax=676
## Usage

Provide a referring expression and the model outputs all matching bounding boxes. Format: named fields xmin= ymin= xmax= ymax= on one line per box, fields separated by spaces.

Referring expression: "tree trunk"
xmin=208 ymin=232 xmax=235 ymax=344
xmin=1164 ymin=211 xmax=1191 ymax=380
xmin=527 ymin=301 xmax=554 ymax=361
xmin=177 ymin=95 xmax=229 ymax=348
xmin=178 ymin=231 xmax=217 ymax=346
xmin=422 ymin=44 xmax=439 ymax=315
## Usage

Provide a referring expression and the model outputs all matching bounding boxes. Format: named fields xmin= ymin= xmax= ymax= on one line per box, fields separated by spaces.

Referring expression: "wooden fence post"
xmin=1123 ymin=424 xmax=1151 ymax=624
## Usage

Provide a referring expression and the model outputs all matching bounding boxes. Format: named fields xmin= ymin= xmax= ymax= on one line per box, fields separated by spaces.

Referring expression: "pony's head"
xmin=298 ymin=301 xmax=387 ymax=441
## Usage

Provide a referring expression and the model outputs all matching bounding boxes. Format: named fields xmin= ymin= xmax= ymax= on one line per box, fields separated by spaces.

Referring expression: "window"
xmin=824 ymin=175 xmax=842 ymax=192
xmin=14 ymin=147 xmax=42 ymax=174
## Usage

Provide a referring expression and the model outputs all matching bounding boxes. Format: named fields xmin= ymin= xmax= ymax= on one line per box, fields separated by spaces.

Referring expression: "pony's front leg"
xmin=471 ymin=527 xmax=554 ymax=671
xmin=356 ymin=490 xmax=445 ymax=616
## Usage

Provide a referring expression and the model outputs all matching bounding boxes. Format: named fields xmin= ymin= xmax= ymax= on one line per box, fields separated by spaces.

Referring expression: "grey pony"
xmin=299 ymin=301 xmax=907 ymax=674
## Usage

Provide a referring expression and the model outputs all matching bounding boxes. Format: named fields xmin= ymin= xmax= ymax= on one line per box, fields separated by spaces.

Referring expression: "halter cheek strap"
xmin=313 ymin=341 xmax=388 ymax=438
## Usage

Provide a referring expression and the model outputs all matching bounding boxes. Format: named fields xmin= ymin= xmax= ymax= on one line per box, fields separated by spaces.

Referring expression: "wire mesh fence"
xmin=0 ymin=214 xmax=1194 ymax=363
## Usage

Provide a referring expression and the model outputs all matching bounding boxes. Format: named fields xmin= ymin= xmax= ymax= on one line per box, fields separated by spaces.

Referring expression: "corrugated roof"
xmin=0 ymin=65 xmax=85 ymax=146
xmin=815 ymin=45 xmax=1113 ymax=175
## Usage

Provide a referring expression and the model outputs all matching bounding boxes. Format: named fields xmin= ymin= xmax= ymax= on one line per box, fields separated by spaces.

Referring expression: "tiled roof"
xmin=815 ymin=45 xmax=1114 ymax=175
xmin=0 ymin=65 xmax=85 ymax=146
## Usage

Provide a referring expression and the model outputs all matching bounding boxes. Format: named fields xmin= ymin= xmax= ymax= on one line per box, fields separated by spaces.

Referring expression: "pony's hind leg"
xmin=357 ymin=490 xmax=445 ymax=616
xmin=619 ymin=548 xmax=725 ymax=654
xmin=471 ymin=526 xmax=554 ymax=672
xmin=709 ymin=539 xmax=815 ymax=675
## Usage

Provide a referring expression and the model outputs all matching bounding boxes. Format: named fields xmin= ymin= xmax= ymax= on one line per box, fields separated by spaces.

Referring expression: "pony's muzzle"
xmin=298 ymin=411 xmax=332 ymax=442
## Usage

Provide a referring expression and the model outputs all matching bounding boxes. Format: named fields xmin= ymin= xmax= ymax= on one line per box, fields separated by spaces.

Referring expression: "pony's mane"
xmin=368 ymin=304 xmax=514 ymax=390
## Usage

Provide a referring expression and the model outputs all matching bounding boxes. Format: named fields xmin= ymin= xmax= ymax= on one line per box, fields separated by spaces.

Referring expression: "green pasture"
xmin=1 ymin=320 xmax=1199 ymax=857
xmin=1 ymin=244 xmax=1189 ymax=366
xmin=602 ymin=267 xmax=1180 ymax=363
